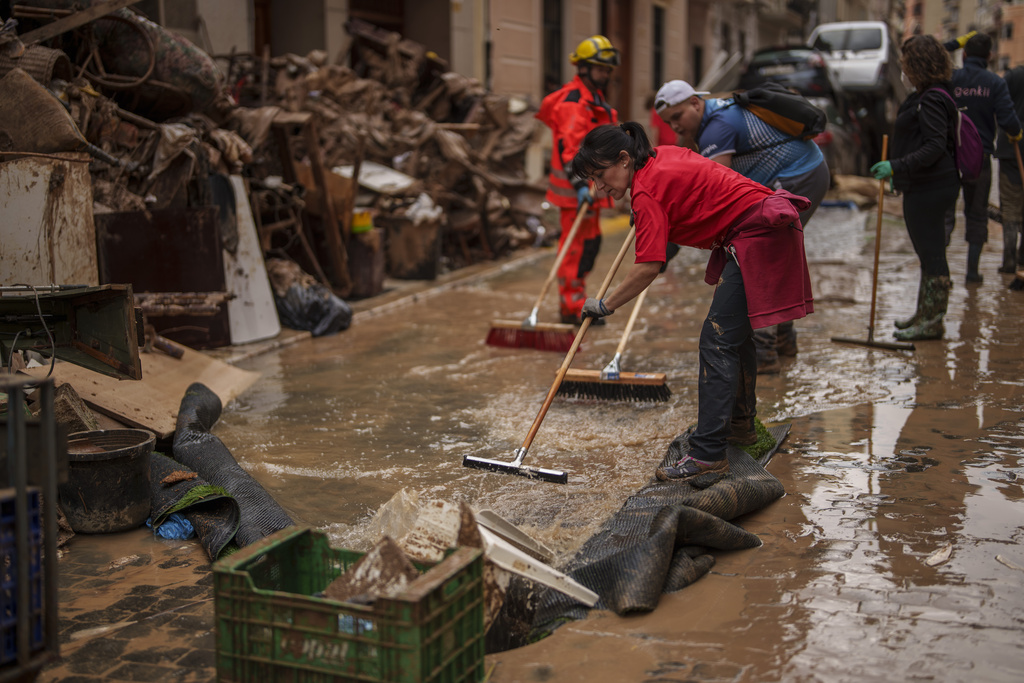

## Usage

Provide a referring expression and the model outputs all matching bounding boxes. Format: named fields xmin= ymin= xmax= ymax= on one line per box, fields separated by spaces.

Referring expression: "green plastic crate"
xmin=214 ymin=526 xmax=485 ymax=683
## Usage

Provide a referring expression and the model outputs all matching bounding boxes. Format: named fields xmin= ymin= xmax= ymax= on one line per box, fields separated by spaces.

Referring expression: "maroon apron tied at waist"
xmin=704 ymin=189 xmax=814 ymax=329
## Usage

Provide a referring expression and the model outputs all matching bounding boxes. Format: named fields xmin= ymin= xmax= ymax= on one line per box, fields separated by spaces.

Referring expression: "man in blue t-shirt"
xmin=655 ymin=80 xmax=830 ymax=374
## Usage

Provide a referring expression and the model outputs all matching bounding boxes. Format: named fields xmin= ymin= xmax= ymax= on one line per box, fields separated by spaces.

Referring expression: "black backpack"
xmin=730 ymin=82 xmax=828 ymax=142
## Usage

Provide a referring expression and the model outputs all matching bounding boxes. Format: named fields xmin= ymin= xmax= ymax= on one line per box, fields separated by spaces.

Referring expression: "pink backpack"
xmin=927 ymin=88 xmax=984 ymax=181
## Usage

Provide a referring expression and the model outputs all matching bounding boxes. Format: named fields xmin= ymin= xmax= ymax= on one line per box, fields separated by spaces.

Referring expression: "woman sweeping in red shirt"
xmin=569 ymin=122 xmax=814 ymax=481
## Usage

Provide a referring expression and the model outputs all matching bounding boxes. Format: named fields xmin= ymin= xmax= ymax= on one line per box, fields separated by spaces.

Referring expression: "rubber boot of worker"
xmin=894 ymin=275 xmax=950 ymax=341
xmin=894 ymin=271 xmax=926 ymax=330
xmin=999 ymin=221 xmax=1021 ymax=273
xmin=753 ymin=328 xmax=780 ymax=375
xmin=966 ymin=243 xmax=984 ymax=284
xmin=774 ymin=321 xmax=798 ymax=357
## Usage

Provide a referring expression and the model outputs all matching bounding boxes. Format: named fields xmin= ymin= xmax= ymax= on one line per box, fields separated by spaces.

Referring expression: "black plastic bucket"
xmin=59 ymin=429 xmax=154 ymax=534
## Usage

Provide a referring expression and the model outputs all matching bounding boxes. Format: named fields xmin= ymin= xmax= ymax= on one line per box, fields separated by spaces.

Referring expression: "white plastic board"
xmin=223 ymin=175 xmax=280 ymax=345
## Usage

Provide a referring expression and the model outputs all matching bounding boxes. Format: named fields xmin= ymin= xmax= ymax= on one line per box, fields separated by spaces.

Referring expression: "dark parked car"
xmin=737 ymin=46 xmax=841 ymax=98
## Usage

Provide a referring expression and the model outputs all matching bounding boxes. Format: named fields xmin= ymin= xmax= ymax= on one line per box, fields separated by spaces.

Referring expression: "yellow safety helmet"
xmin=569 ymin=35 xmax=620 ymax=68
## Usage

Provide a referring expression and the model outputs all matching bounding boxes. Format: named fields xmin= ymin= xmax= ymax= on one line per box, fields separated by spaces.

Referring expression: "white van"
xmin=807 ymin=21 xmax=898 ymax=96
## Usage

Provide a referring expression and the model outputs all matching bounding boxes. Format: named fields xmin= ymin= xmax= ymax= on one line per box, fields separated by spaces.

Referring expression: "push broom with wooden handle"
xmin=465 ymin=227 xmax=636 ymax=484
xmin=485 ymin=202 xmax=587 ymax=352
xmin=831 ymin=135 xmax=915 ymax=351
xmin=556 ymin=284 xmax=670 ymax=402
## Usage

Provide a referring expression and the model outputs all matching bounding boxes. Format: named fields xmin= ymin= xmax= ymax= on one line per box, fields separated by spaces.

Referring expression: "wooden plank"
xmin=302 ymin=118 xmax=351 ymax=297
xmin=271 ymin=116 xmax=351 ymax=295
xmin=23 ymin=347 xmax=260 ymax=439
xmin=19 ymin=0 xmax=142 ymax=46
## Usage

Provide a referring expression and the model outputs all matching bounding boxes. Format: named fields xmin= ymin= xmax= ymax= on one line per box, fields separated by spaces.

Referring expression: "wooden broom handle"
xmin=531 ymin=195 xmax=590 ymax=311
xmin=614 ymin=284 xmax=650 ymax=357
xmin=520 ymin=226 xmax=637 ymax=451
xmin=867 ymin=134 xmax=888 ymax=343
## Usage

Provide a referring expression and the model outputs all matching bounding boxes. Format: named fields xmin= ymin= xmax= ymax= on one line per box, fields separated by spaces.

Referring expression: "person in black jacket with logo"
xmin=871 ymin=35 xmax=959 ymax=341
xmin=942 ymin=32 xmax=1022 ymax=283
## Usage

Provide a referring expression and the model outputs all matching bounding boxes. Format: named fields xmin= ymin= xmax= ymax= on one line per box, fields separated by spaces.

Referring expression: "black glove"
xmin=660 ymin=242 xmax=681 ymax=273
xmin=581 ymin=298 xmax=612 ymax=319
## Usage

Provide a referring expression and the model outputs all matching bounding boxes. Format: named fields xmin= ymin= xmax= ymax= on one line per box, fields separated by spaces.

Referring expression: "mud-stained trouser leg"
xmin=688 ymin=259 xmax=754 ymax=462
xmin=556 ymin=207 xmax=601 ymax=318
xmin=963 ymin=157 xmax=993 ymax=248
xmin=1001 ymin=221 xmax=1022 ymax=271
xmin=730 ymin=338 xmax=758 ymax=443
xmin=1001 ymin=163 xmax=1024 ymax=269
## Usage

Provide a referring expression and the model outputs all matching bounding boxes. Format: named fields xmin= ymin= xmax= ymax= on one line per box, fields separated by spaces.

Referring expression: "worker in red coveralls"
xmin=536 ymin=35 xmax=620 ymax=324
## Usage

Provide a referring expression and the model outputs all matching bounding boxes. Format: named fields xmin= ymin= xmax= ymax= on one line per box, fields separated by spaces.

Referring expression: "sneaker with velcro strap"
xmin=655 ymin=453 xmax=730 ymax=481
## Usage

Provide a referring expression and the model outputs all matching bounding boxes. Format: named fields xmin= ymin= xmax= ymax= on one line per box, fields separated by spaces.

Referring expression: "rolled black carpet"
xmin=487 ymin=425 xmax=789 ymax=651
xmin=149 ymin=451 xmax=241 ymax=561
xmin=172 ymin=382 xmax=294 ymax=547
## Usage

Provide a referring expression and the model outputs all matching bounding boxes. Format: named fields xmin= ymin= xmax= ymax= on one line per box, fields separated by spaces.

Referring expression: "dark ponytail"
xmin=568 ymin=122 xmax=656 ymax=182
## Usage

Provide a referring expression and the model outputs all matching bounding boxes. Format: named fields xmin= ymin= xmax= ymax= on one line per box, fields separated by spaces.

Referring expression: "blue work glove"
xmin=581 ymin=298 xmax=612 ymax=319
xmin=576 ymin=185 xmax=592 ymax=209
xmin=870 ymin=161 xmax=892 ymax=180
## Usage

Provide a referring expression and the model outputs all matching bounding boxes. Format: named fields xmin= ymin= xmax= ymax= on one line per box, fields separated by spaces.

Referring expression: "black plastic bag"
xmin=266 ymin=258 xmax=352 ymax=336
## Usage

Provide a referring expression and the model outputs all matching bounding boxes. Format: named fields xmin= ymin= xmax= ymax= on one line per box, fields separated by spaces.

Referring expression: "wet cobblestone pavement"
xmin=41 ymin=532 xmax=214 ymax=682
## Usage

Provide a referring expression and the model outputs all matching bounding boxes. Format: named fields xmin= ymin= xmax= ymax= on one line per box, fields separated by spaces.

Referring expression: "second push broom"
xmin=831 ymin=135 xmax=915 ymax=352
xmin=556 ymin=284 xmax=670 ymax=402
xmin=464 ymin=226 xmax=636 ymax=484
xmin=485 ymin=202 xmax=588 ymax=352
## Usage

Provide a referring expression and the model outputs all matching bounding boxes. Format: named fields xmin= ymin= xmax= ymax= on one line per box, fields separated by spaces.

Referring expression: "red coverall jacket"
xmin=536 ymin=75 xmax=618 ymax=210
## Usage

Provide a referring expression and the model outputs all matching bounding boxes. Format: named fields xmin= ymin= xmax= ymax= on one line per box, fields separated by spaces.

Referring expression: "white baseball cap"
xmin=654 ymin=81 xmax=710 ymax=112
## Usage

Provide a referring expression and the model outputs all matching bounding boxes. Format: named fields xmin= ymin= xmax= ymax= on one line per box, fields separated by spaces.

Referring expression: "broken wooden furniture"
xmin=270 ymin=111 xmax=352 ymax=297
xmin=249 ymin=182 xmax=329 ymax=287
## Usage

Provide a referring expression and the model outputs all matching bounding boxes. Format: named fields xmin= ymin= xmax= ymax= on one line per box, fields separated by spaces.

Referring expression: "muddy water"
xmin=217 ymin=205 xmax=1024 ymax=681
xmin=217 ymin=219 xmax=709 ymax=560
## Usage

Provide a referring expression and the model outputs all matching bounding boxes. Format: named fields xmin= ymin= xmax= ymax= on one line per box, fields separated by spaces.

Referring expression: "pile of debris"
xmin=1 ymin=4 xmax=544 ymax=312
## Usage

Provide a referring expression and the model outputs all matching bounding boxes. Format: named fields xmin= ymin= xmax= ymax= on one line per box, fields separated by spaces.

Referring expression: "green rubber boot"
xmin=894 ymin=271 xmax=925 ymax=330
xmin=894 ymin=275 xmax=950 ymax=341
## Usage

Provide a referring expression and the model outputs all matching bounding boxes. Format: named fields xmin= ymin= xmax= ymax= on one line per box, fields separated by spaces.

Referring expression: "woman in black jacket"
xmin=871 ymin=35 xmax=959 ymax=341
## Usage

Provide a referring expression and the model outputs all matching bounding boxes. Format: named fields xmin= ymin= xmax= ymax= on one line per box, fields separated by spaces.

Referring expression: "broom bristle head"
xmin=533 ymin=330 xmax=575 ymax=352
xmin=556 ymin=378 xmax=671 ymax=403
xmin=486 ymin=321 xmax=576 ymax=352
